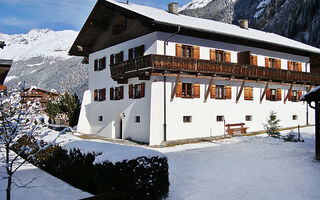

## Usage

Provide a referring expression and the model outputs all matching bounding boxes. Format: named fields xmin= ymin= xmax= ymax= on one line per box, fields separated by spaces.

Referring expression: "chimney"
xmin=238 ymin=19 xmax=249 ymax=29
xmin=168 ymin=2 xmax=178 ymax=14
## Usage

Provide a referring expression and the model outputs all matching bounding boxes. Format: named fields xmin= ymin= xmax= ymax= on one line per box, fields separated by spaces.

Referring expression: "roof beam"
xmin=170 ymin=74 xmax=181 ymax=101
xmin=260 ymin=81 xmax=270 ymax=104
xmin=284 ymin=83 xmax=293 ymax=104
xmin=204 ymin=76 xmax=215 ymax=103
xmin=236 ymin=79 xmax=247 ymax=103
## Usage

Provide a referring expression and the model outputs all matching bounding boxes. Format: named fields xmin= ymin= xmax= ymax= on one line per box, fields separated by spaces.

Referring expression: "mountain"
xmin=0 ymin=29 xmax=88 ymax=100
xmin=179 ymin=0 xmax=320 ymax=48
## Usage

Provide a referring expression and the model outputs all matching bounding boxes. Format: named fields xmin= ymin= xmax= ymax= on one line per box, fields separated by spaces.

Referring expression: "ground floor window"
xmin=292 ymin=115 xmax=298 ymax=120
xmin=245 ymin=115 xmax=252 ymax=121
xmin=98 ymin=116 xmax=103 ymax=121
xmin=217 ymin=116 xmax=224 ymax=122
xmin=135 ymin=116 xmax=141 ymax=123
xmin=183 ymin=116 xmax=192 ymax=123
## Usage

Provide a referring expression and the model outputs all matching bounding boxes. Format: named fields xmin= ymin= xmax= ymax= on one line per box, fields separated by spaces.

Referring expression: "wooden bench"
xmin=225 ymin=123 xmax=248 ymax=136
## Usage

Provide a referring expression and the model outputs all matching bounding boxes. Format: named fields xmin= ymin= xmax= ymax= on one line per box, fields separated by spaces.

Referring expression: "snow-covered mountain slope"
xmin=179 ymin=0 xmax=320 ymax=48
xmin=179 ymin=0 xmax=212 ymax=11
xmin=0 ymin=29 xmax=88 ymax=100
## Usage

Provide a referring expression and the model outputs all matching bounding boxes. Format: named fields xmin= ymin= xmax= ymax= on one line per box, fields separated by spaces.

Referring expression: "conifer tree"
xmin=263 ymin=111 xmax=281 ymax=138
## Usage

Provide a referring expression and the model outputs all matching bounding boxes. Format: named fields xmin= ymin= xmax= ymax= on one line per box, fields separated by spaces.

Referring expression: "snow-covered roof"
xmin=105 ymin=0 xmax=320 ymax=55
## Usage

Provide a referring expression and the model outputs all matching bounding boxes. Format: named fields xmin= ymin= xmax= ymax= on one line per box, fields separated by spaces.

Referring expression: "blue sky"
xmin=0 ymin=0 xmax=190 ymax=34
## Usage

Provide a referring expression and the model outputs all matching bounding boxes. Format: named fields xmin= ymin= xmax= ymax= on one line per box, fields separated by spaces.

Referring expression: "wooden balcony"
xmin=110 ymin=54 xmax=320 ymax=85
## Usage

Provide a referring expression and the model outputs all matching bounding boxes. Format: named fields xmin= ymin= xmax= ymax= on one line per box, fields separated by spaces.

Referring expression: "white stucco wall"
xmin=79 ymin=31 xmax=314 ymax=145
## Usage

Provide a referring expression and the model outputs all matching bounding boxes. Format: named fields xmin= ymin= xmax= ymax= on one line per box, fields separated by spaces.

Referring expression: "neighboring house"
xmin=0 ymin=59 xmax=12 ymax=91
xmin=21 ymin=88 xmax=59 ymax=107
xmin=69 ymin=0 xmax=320 ymax=145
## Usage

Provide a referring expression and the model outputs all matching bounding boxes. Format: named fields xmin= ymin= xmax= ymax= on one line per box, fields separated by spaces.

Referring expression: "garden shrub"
xmin=12 ymin=136 xmax=169 ymax=200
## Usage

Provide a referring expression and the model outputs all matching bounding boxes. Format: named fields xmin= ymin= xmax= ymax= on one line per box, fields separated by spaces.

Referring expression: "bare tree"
xmin=0 ymin=86 xmax=59 ymax=200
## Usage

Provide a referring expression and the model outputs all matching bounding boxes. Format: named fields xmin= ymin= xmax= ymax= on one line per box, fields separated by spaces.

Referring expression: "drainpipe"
xmin=163 ymin=26 xmax=181 ymax=142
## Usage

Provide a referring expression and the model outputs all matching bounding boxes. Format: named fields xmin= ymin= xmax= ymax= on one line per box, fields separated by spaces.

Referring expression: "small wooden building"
xmin=21 ymin=88 xmax=59 ymax=107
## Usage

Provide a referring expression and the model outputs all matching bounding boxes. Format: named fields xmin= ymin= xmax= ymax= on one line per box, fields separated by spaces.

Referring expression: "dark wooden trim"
xmin=260 ymin=81 xmax=270 ymax=104
xmin=236 ymin=79 xmax=246 ymax=103
xmin=170 ymin=74 xmax=181 ymax=101
xmin=204 ymin=76 xmax=215 ymax=103
xmin=284 ymin=84 xmax=293 ymax=104
xmin=110 ymin=55 xmax=320 ymax=85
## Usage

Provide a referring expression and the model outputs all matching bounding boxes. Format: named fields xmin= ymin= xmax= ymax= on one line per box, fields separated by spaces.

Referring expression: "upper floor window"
xmin=176 ymin=44 xmax=200 ymax=59
xmin=176 ymin=82 xmax=200 ymax=98
xmin=129 ymin=45 xmax=145 ymax=60
xmin=287 ymin=61 xmax=302 ymax=72
xmin=266 ymin=88 xmax=281 ymax=101
xmin=210 ymin=49 xmax=231 ymax=63
xmin=129 ymin=83 xmax=145 ymax=99
xmin=110 ymin=86 xmax=124 ymax=100
xmin=265 ymin=57 xmax=281 ymax=69
xmin=110 ymin=51 xmax=124 ymax=65
xmin=112 ymin=20 xmax=127 ymax=35
xmin=94 ymin=57 xmax=106 ymax=71
xmin=94 ymin=88 xmax=106 ymax=102
xmin=210 ymin=85 xmax=232 ymax=100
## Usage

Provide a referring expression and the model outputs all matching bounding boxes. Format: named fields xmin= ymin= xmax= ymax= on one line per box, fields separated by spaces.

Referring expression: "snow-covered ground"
xmin=1 ymin=126 xmax=319 ymax=199
xmin=0 ymin=148 xmax=91 ymax=200
xmin=158 ymin=126 xmax=320 ymax=200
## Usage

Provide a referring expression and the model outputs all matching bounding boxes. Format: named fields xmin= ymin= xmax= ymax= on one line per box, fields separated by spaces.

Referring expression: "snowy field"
xmin=1 ymin=126 xmax=319 ymax=199
xmin=158 ymin=126 xmax=320 ymax=200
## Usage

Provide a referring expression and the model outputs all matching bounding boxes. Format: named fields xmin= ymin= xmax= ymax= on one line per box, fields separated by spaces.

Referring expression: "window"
xmin=110 ymin=86 xmax=124 ymax=100
xmin=217 ymin=116 xmax=224 ymax=122
xmin=94 ymin=89 xmax=106 ymax=102
xmin=129 ymin=83 xmax=145 ymax=99
xmin=292 ymin=115 xmax=298 ymax=120
xmin=94 ymin=57 xmax=106 ymax=71
xmin=182 ymin=45 xmax=193 ymax=58
xmin=288 ymin=61 xmax=302 ymax=72
xmin=210 ymin=49 xmax=231 ymax=63
xmin=182 ymin=83 xmax=193 ymax=98
xmin=244 ymin=87 xmax=253 ymax=100
xmin=216 ymin=85 xmax=225 ymax=99
xmin=98 ymin=116 xmax=103 ymax=121
xmin=292 ymin=90 xmax=298 ymax=102
xmin=135 ymin=116 xmax=140 ymax=123
xmin=129 ymin=45 xmax=145 ymax=59
xmin=112 ymin=20 xmax=127 ymax=35
xmin=110 ymin=51 xmax=124 ymax=65
xmin=183 ymin=116 xmax=192 ymax=123
xmin=267 ymin=88 xmax=281 ymax=101
xmin=265 ymin=57 xmax=281 ymax=69
xmin=245 ymin=115 xmax=252 ymax=121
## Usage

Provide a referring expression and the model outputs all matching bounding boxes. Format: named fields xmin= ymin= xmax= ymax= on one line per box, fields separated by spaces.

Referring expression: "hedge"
xmin=13 ymin=136 xmax=169 ymax=200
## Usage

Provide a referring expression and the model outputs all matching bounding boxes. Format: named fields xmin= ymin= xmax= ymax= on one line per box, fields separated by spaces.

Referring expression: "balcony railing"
xmin=110 ymin=54 xmax=320 ymax=85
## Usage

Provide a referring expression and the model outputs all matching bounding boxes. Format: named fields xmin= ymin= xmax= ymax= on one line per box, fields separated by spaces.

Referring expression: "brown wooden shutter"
xmin=276 ymin=59 xmax=281 ymax=69
xmin=94 ymin=59 xmax=98 ymax=71
xmin=298 ymin=63 xmax=302 ymax=71
xmin=298 ymin=90 xmax=302 ymax=101
xmin=110 ymin=54 xmax=114 ymax=65
xmin=110 ymin=88 xmax=114 ymax=100
xmin=225 ymin=51 xmax=231 ymax=63
xmin=210 ymin=85 xmax=216 ymax=98
xmin=176 ymin=43 xmax=182 ymax=57
xmin=94 ymin=89 xmax=98 ymax=101
xmin=249 ymin=87 xmax=253 ymax=99
xmin=244 ymin=87 xmax=249 ymax=100
xmin=140 ymin=83 xmax=145 ymax=98
xmin=101 ymin=57 xmax=106 ymax=70
xmin=128 ymin=48 xmax=133 ymax=60
xmin=193 ymin=46 xmax=200 ymax=59
xmin=102 ymin=88 xmax=106 ymax=101
xmin=277 ymin=89 xmax=282 ymax=101
xmin=210 ymin=49 xmax=216 ymax=61
xmin=119 ymin=86 xmax=124 ymax=99
xmin=193 ymin=83 xmax=200 ymax=98
xmin=287 ymin=61 xmax=292 ymax=70
xmin=129 ymin=84 xmax=133 ymax=99
xmin=176 ymin=82 xmax=182 ymax=97
xmin=265 ymin=57 xmax=269 ymax=67
xmin=225 ymin=86 xmax=232 ymax=99
xmin=253 ymin=55 xmax=258 ymax=66
xmin=266 ymin=88 xmax=271 ymax=100
xmin=238 ymin=51 xmax=250 ymax=65
xmin=288 ymin=90 xmax=292 ymax=101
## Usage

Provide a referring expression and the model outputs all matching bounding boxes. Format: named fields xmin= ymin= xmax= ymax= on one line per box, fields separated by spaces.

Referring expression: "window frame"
xmin=216 ymin=85 xmax=225 ymax=99
xmin=182 ymin=83 xmax=194 ymax=98
xmin=183 ymin=116 xmax=192 ymax=123
xmin=182 ymin=45 xmax=194 ymax=58
xmin=216 ymin=116 xmax=225 ymax=122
